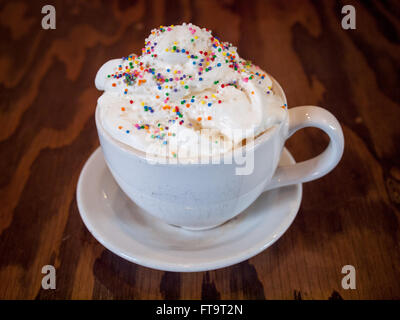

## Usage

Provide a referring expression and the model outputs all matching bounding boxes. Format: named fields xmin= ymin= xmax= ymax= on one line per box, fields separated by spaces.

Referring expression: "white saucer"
xmin=77 ymin=147 xmax=302 ymax=272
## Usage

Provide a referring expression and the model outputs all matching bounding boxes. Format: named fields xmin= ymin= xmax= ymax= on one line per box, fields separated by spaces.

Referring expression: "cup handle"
xmin=264 ymin=106 xmax=344 ymax=191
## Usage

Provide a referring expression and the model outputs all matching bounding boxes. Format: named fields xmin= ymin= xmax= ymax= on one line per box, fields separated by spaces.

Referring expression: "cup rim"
xmin=95 ymin=74 xmax=288 ymax=164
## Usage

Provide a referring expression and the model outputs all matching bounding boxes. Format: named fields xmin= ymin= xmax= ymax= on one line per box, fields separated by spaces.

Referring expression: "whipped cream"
xmin=96 ymin=23 xmax=286 ymax=158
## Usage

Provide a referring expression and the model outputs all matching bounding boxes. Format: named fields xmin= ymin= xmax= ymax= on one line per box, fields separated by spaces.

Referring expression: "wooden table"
xmin=0 ymin=0 xmax=399 ymax=300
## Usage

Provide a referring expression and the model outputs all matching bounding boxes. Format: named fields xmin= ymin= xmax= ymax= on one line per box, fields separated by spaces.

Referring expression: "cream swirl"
xmin=95 ymin=23 xmax=286 ymax=158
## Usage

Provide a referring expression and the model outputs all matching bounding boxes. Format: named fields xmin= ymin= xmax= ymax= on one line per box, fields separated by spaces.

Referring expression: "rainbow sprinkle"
xmin=104 ymin=23 xmax=280 ymax=145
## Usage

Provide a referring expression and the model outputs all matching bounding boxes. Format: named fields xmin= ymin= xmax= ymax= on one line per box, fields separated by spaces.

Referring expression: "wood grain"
xmin=0 ymin=0 xmax=399 ymax=299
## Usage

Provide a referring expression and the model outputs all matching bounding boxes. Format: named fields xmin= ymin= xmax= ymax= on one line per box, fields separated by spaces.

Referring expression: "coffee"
xmin=95 ymin=23 xmax=286 ymax=159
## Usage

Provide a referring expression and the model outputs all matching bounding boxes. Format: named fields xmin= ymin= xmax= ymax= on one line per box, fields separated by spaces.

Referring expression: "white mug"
xmin=95 ymin=76 xmax=344 ymax=230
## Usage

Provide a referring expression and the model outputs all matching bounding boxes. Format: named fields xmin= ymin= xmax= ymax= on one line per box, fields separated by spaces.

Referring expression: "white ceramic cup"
xmin=95 ymin=76 xmax=344 ymax=230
